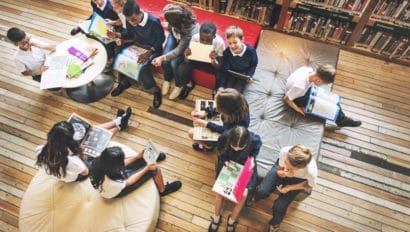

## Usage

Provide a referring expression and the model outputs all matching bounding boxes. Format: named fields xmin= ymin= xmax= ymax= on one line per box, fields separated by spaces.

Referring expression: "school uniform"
xmin=87 ymin=0 xmax=118 ymax=21
xmin=206 ymin=113 xmax=250 ymax=134
xmin=255 ymin=146 xmax=318 ymax=226
xmin=14 ymin=38 xmax=47 ymax=82
xmin=220 ymin=43 xmax=258 ymax=93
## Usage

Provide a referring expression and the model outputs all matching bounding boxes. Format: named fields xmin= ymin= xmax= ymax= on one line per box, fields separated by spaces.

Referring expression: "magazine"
xmin=304 ymin=84 xmax=341 ymax=121
xmin=193 ymin=99 xmax=223 ymax=141
xmin=40 ymin=55 xmax=70 ymax=89
xmin=113 ymin=45 xmax=147 ymax=81
xmin=86 ymin=12 xmax=115 ymax=44
xmin=68 ymin=113 xmax=113 ymax=157
xmin=143 ymin=140 xmax=160 ymax=164
xmin=212 ymin=157 xmax=254 ymax=203
xmin=226 ymin=69 xmax=253 ymax=81
xmin=188 ymin=41 xmax=213 ymax=63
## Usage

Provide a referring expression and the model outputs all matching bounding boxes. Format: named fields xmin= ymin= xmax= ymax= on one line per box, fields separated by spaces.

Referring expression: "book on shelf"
xmin=143 ymin=140 xmax=160 ymax=164
xmin=68 ymin=113 xmax=113 ymax=157
xmin=212 ymin=157 xmax=254 ymax=203
xmin=40 ymin=55 xmax=70 ymax=89
xmin=188 ymin=41 xmax=213 ymax=63
xmin=193 ymin=99 xmax=222 ymax=141
xmin=304 ymin=84 xmax=341 ymax=121
xmin=113 ymin=45 xmax=147 ymax=81
xmin=79 ymin=12 xmax=115 ymax=44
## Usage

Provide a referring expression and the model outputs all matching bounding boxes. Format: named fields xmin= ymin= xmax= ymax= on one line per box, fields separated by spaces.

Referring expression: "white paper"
xmin=143 ymin=140 xmax=160 ymax=164
xmin=78 ymin=20 xmax=91 ymax=34
xmin=188 ymin=41 xmax=213 ymax=63
xmin=40 ymin=55 xmax=70 ymax=89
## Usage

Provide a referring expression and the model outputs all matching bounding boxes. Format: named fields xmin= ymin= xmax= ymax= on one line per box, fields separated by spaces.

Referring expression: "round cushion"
xmin=19 ymin=141 xmax=160 ymax=232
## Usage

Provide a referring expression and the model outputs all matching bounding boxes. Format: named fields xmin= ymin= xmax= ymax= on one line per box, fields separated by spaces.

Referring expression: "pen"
xmin=83 ymin=48 xmax=98 ymax=63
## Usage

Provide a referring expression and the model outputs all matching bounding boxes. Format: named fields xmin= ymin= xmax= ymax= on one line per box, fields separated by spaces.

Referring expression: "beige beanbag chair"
xmin=19 ymin=142 xmax=160 ymax=232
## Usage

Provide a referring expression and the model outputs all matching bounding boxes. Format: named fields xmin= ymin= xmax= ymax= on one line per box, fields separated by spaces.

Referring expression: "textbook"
xmin=304 ymin=84 xmax=341 ymax=121
xmin=80 ymin=12 xmax=115 ymax=44
xmin=143 ymin=140 xmax=160 ymax=164
xmin=212 ymin=157 xmax=254 ymax=203
xmin=40 ymin=55 xmax=70 ymax=89
xmin=193 ymin=99 xmax=223 ymax=141
xmin=68 ymin=113 xmax=113 ymax=157
xmin=113 ymin=45 xmax=147 ymax=81
xmin=226 ymin=69 xmax=253 ymax=81
xmin=188 ymin=41 xmax=213 ymax=63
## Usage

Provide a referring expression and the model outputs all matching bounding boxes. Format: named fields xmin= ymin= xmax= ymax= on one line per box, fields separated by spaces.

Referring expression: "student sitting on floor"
xmin=35 ymin=107 xmax=132 ymax=183
xmin=89 ymin=146 xmax=181 ymax=198
xmin=6 ymin=27 xmax=55 ymax=82
xmin=208 ymin=126 xmax=261 ymax=232
xmin=176 ymin=22 xmax=225 ymax=99
xmin=219 ymin=25 xmax=258 ymax=93
xmin=252 ymin=145 xmax=318 ymax=232
xmin=107 ymin=0 xmax=165 ymax=108
xmin=189 ymin=88 xmax=250 ymax=152
xmin=283 ymin=64 xmax=361 ymax=127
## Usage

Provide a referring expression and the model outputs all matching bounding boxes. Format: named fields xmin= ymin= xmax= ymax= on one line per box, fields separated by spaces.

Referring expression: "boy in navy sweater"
xmin=220 ymin=25 xmax=258 ymax=93
xmin=108 ymin=0 xmax=165 ymax=108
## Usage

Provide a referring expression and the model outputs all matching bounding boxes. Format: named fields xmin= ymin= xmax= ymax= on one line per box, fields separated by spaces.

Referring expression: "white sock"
xmin=114 ymin=118 xmax=121 ymax=130
xmin=211 ymin=214 xmax=220 ymax=230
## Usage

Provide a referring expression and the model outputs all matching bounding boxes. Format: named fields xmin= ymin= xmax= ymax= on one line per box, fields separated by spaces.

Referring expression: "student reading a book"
xmin=108 ymin=0 xmax=165 ymax=108
xmin=89 ymin=146 xmax=181 ymax=198
xmin=105 ymin=0 xmax=127 ymax=30
xmin=252 ymin=145 xmax=318 ymax=232
xmin=209 ymin=126 xmax=261 ymax=232
xmin=219 ymin=25 xmax=258 ymax=93
xmin=176 ymin=22 xmax=225 ymax=99
xmin=284 ymin=65 xmax=361 ymax=127
xmin=189 ymin=88 xmax=250 ymax=152
xmin=7 ymin=27 xmax=56 ymax=82
xmin=151 ymin=3 xmax=200 ymax=100
xmin=35 ymin=108 xmax=132 ymax=182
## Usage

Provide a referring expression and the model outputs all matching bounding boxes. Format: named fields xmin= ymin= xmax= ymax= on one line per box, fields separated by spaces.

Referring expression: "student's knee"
xmin=188 ymin=128 xmax=194 ymax=139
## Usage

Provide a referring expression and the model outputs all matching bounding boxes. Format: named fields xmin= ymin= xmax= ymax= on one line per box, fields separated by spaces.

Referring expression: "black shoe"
xmin=70 ymin=27 xmax=81 ymax=36
xmin=192 ymin=143 xmax=215 ymax=152
xmin=116 ymin=109 xmax=125 ymax=117
xmin=208 ymin=215 xmax=222 ymax=232
xmin=119 ymin=116 xmax=129 ymax=131
xmin=179 ymin=82 xmax=195 ymax=99
xmin=336 ymin=117 xmax=362 ymax=127
xmin=157 ymin=152 xmax=166 ymax=162
xmin=153 ymin=91 xmax=162 ymax=108
xmin=111 ymin=83 xmax=130 ymax=97
xmin=160 ymin=181 xmax=182 ymax=196
xmin=124 ymin=106 xmax=132 ymax=120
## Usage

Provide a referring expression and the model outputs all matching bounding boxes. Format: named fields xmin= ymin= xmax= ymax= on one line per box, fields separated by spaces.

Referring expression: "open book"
xmin=143 ymin=140 xmax=160 ymax=164
xmin=193 ymin=99 xmax=223 ymax=141
xmin=68 ymin=113 xmax=113 ymax=157
xmin=212 ymin=157 xmax=254 ymax=203
xmin=40 ymin=55 xmax=70 ymax=89
xmin=79 ymin=12 xmax=115 ymax=44
xmin=304 ymin=84 xmax=341 ymax=121
xmin=226 ymin=69 xmax=253 ymax=81
xmin=113 ymin=45 xmax=147 ymax=81
xmin=188 ymin=41 xmax=213 ymax=63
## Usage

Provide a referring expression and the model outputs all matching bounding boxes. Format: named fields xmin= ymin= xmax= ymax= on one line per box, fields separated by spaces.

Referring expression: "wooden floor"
xmin=0 ymin=1 xmax=409 ymax=231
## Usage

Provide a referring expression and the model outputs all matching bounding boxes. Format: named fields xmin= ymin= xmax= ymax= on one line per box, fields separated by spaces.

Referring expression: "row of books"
xmin=283 ymin=9 xmax=354 ymax=44
xmin=371 ymin=0 xmax=410 ymax=25
xmin=300 ymin=0 xmax=370 ymax=14
xmin=355 ymin=25 xmax=410 ymax=59
xmin=177 ymin=0 xmax=214 ymax=9
xmin=218 ymin=0 xmax=274 ymax=26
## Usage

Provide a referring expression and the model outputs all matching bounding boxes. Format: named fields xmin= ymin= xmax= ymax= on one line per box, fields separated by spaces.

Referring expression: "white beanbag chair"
xmin=19 ymin=141 xmax=160 ymax=232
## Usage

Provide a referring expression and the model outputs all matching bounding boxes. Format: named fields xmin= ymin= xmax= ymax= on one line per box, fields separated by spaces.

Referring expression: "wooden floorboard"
xmin=0 ymin=0 xmax=409 ymax=231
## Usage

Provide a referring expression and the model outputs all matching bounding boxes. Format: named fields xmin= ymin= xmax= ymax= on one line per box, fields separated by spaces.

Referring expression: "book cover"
xmin=304 ymin=84 xmax=341 ymax=121
xmin=193 ymin=99 xmax=222 ymax=141
xmin=113 ymin=45 xmax=147 ymax=81
xmin=188 ymin=41 xmax=213 ymax=63
xmin=212 ymin=157 xmax=254 ymax=203
xmin=88 ymin=12 xmax=115 ymax=44
xmin=68 ymin=113 xmax=113 ymax=157
xmin=143 ymin=140 xmax=160 ymax=164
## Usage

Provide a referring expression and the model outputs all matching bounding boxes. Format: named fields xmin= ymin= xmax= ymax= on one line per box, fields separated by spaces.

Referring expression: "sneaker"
xmin=162 ymin=81 xmax=170 ymax=95
xmin=336 ymin=117 xmax=361 ymax=127
xmin=179 ymin=82 xmax=195 ymax=99
xmin=119 ymin=115 xmax=130 ymax=131
xmin=116 ymin=109 xmax=125 ymax=117
xmin=160 ymin=181 xmax=182 ymax=196
xmin=169 ymin=87 xmax=183 ymax=100
xmin=192 ymin=143 xmax=215 ymax=152
xmin=157 ymin=152 xmax=166 ymax=162
xmin=124 ymin=107 xmax=132 ymax=120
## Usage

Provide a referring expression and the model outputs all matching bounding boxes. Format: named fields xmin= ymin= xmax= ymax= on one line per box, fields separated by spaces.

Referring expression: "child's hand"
xmin=151 ymin=56 xmax=165 ymax=67
xmin=276 ymin=184 xmax=290 ymax=194
xmin=277 ymin=170 xmax=286 ymax=178
xmin=106 ymin=29 xmax=117 ymax=39
xmin=297 ymin=107 xmax=306 ymax=117
xmin=246 ymin=78 xmax=253 ymax=84
xmin=105 ymin=19 xmax=115 ymax=25
xmin=138 ymin=51 xmax=151 ymax=64
xmin=191 ymin=110 xmax=206 ymax=118
xmin=248 ymin=157 xmax=255 ymax=171
xmin=145 ymin=162 xmax=157 ymax=171
xmin=224 ymin=161 xmax=231 ymax=167
xmin=193 ymin=118 xmax=207 ymax=127
xmin=209 ymin=50 xmax=216 ymax=60
xmin=184 ymin=48 xmax=192 ymax=57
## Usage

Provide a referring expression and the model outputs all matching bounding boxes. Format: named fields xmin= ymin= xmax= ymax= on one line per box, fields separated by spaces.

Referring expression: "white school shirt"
xmin=191 ymin=33 xmax=225 ymax=57
xmin=285 ymin=66 xmax=313 ymax=101
xmin=35 ymin=145 xmax=87 ymax=182
xmin=278 ymin=146 xmax=318 ymax=188
xmin=14 ymin=38 xmax=47 ymax=74
xmin=99 ymin=176 xmax=126 ymax=198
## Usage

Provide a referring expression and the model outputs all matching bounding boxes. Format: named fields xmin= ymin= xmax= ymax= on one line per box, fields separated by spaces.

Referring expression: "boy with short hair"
xmin=177 ymin=22 xmax=225 ymax=99
xmin=283 ymin=64 xmax=361 ymax=127
xmin=220 ymin=25 xmax=258 ymax=93
xmin=7 ymin=27 xmax=55 ymax=82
